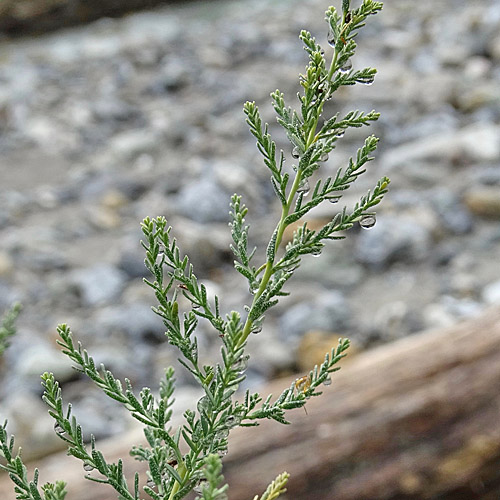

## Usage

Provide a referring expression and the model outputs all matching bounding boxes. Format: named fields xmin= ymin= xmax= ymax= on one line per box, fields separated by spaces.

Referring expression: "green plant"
xmin=0 ymin=304 xmax=21 ymax=358
xmin=0 ymin=1 xmax=388 ymax=499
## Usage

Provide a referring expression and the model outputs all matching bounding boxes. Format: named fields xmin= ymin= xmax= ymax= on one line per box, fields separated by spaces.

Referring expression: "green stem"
xmin=237 ymin=170 xmax=303 ymax=349
xmin=237 ymin=29 xmax=344 ymax=350
xmin=167 ymin=461 xmax=187 ymax=500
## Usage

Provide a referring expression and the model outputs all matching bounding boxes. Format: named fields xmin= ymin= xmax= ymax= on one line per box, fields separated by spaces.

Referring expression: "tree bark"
xmin=1 ymin=307 xmax=500 ymax=499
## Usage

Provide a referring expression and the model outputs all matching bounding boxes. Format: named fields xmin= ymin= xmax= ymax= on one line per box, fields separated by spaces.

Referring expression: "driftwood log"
xmin=1 ymin=307 xmax=500 ymax=499
xmin=0 ymin=0 xmax=183 ymax=36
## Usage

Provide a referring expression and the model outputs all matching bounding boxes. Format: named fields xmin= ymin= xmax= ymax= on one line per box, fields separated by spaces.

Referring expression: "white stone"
xmin=482 ymin=280 xmax=500 ymax=305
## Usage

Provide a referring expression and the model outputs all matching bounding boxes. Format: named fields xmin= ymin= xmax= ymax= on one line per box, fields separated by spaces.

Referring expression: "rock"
xmin=167 ymin=216 xmax=232 ymax=272
xmin=381 ymin=123 xmax=500 ymax=171
xmin=23 ymin=248 xmax=69 ymax=272
xmin=482 ymin=280 xmax=500 ymax=305
xmin=278 ymin=290 xmax=351 ymax=347
xmin=445 ymin=273 xmax=480 ymax=299
xmin=476 ymin=165 xmax=500 ymax=186
xmin=355 ymin=215 xmax=433 ymax=268
xmin=430 ymin=189 xmax=474 ymax=235
xmin=296 ymin=242 xmax=365 ymax=289
xmin=81 ymin=340 xmax=149 ymax=382
xmin=118 ymin=249 xmax=148 ymax=279
xmin=176 ymin=176 xmax=231 ymax=224
xmin=68 ymin=264 xmax=128 ymax=306
xmin=245 ymin=321 xmax=295 ymax=375
xmin=91 ymin=97 xmax=140 ymax=124
xmin=213 ymin=160 xmax=259 ymax=199
xmin=490 ymin=31 xmax=500 ymax=61
xmin=0 ymin=251 xmax=13 ymax=276
xmin=99 ymin=188 xmax=129 ymax=209
xmin=68 ymin=393 xmax=129 ymax=440
xmin=0 ymin=393 xmax=64 ymax=461
xmin=369 ymin=300 xmax=422 ymax=342
xmin=460 ymin=123 xmax=500 ymax=162
xmin=94 ymin=303 xmax=164 ymax=342
xmin=384 ymin=109 xmax=459 ymax=146
xmin=422 ymin=303 xmax=457 ymax=330
xmin=85 ymin=205 xmax=122 ymax=230
xmin=455 ymin=82 xmax=500 ymax=113
xmin=109 ymin=128 xmax=161 ymax=161
xmin=0 ymin=190 xmax=32 ymax=220
xmin=463 ymin=187 xmax=500 ymax=218
xmin=14 ymin=338 xmax=75 ymax=381
xmin=0 ymin=282 xmax=18 ymax=310
xmin=148 ymin=57 xmax=193 ymax=93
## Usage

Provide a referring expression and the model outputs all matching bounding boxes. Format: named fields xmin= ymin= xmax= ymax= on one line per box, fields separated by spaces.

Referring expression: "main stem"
xmin=237 ymin=36 xmax=341 ymax=350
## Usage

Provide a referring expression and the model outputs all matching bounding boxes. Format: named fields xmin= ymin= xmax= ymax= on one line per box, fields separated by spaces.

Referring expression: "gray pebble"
xmin=355 ymin=215 xmax=433 ymax=268
xmin=176 ymin=178 xmax=231 ymax=223
xmin=279 ymin=290 xmax=351 ymax=346
xmin=68 ymin=264 xmax=128 ymax=306
xmin=94 ymin=303 xmax=164 ymax=342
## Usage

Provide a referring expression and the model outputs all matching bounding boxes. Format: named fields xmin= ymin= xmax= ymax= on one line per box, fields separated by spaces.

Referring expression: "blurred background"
xmin=0 ymin=0 xmax=500 ymax=498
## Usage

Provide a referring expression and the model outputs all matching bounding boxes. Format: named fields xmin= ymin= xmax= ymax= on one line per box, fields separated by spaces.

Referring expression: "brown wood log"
xmin=2 ymin=307 xmax=500 ymax=499
xmin=0 ymin=0 xmax=184 ymax=36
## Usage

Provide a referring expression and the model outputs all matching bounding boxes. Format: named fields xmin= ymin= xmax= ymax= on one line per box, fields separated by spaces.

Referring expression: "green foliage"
xmin=252 ymin=471 xmax=289 ymax=500
xmin=1 ymin=2 xmax=388 ymax=499
xmin=0 ymin=420 xmax=68 ymax=500
xmin=0 ymin=303 xmax=21 ymax=357
xmin=194 ymin=455 xmax=228 ymax=500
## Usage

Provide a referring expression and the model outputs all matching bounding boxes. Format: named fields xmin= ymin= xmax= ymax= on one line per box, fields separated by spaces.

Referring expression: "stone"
xmin=94 ymin=303 xmax=164 ymax=342
xmin=430 ymin=189 xmax=474 ymax=235
xmin=296 ymin=242 xmax=365 ymax=289
xmin=482 ymin=280 xmax=500 ymax=305
xmin=0 ymin=251 xmax=13 ymax=276
xmin=460 ymin=123 xmax=500 ymax=162
xmin=439 ymin=295 xmax=483 ymax=320
xmin=380 ymin=123 xmax=500 ymax=171
xmin=118 ymin=249 xmax=148 ymax=279
xmin=370 ymin=301 xmax=418 ymax=342
xmin=422 ymin=303 xmax=456 ymax=330
xmin=68 ymin=264 xmax=127 ymax=306
xmin=166 ymin=216 xmax=232 ymax=272
xmin=0 ymin=393 xmax=64 ymax=461
xmin=85 ymin=206 xmax=122 ymax=230
xmin=463 ymin=187 xmax=500 ymax=218
xmin=15 ymin=339 xmax=75 ymax=381
xmin=0 ymin=282 xmax=17 ymax=310
xmin=68 ymin=394 xmax=129 ymax=440
xmin=109 ymin=129 xmax=160 ymax=162
xmin=355 ymin=215 xmax=433 ymax=268
xmin=24 ymin=248 xmax=69 ymax=272
xmin=176 ymin=177 xmax=231 ymax=224
xmin=476 ymin=165 xmax=500 ymax=186
xmin=245 ymin=321 xmax=295 ymax=375
xmin=279 ymin=290 xmax=351 ymax=347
